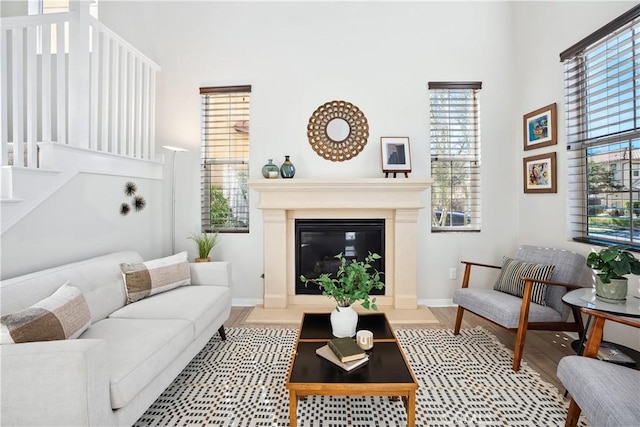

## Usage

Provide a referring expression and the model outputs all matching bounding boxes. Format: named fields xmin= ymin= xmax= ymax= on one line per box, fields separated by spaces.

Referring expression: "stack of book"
xmin=316 ymin=337 xmax=369 ymax=371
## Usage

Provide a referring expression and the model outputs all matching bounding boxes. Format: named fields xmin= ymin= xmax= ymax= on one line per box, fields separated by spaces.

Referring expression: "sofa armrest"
xmin=189 ymin=261 xmax=232 ymax=288
xmin=1 ymin=339 xmax=114 ymax=427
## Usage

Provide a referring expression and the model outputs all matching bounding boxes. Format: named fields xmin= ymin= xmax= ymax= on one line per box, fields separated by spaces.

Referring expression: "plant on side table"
xmin=188 ymin=231 xmax=218 ymax=262
xmin=586 ymin=245 xmax=640 ymax=303
xmin=300 ymin=252 xmax=384 ymax=337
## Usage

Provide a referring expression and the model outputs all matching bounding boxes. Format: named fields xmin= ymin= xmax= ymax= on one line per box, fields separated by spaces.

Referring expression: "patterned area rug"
xmin=135 ymin=327 xmax=588 ymax=426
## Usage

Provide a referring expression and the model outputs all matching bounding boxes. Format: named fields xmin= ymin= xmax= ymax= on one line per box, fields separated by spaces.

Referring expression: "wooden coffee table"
xmin=285 ymin=312 xmax=418 ymax=426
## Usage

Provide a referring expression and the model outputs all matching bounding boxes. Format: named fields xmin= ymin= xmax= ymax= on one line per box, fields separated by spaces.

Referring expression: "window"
xmin=562 ymin=6 xmax=640 ymax=247
xmin=429 ymin=82 xmax=482 ymax=231
xmin=200 ymin=86 xmax=251 ymax=233
xmin=29 ymin=0 xmax=98 ymax=16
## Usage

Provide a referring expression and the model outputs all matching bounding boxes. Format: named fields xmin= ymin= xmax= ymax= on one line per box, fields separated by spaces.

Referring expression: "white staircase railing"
xmin=1 ymin=3 xmax=161 ymax=170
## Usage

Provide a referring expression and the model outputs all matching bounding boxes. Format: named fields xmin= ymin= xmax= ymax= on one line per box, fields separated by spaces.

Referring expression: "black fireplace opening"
xmin=295 ymin=219 xmax=385 ymax=295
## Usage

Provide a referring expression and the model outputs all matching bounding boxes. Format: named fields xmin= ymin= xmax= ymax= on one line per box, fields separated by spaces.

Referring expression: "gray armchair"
xmin=557 ymin=308 xmax=640 ymax=427
xmin=453 ymin=245 xmax=586 ymax=371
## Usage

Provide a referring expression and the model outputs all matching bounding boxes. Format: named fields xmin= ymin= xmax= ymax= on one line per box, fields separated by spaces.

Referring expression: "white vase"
xmin=330 ymin=305 xmax=358 ymax=338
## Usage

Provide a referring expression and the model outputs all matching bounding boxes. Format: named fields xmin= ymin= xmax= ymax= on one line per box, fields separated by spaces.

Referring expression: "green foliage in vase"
xmin=300 ymin=252 xmax=385 ymax=310
xmin=188 ymin=231 xmax=218 ymax=259
xmin=586 ymin=245 xmax=640 ymax=283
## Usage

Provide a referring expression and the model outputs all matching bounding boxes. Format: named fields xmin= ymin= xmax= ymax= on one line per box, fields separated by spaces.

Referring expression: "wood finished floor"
xmin=225 ymin=306 xmax=575 ymax=391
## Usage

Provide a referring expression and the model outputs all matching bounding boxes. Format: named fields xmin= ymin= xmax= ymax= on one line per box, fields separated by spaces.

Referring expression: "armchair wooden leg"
xmin=565 ymin=399 xmax=581 ymax=427
xmin=454 ymin=306 xmax=464 ymax=335
xmin=218 ymin=325 xmax=227 ymax=341
xmin=512 ymin=324 xmax=527 ymax=371
xmin=513 ymin=280 xmax=534 ymax=371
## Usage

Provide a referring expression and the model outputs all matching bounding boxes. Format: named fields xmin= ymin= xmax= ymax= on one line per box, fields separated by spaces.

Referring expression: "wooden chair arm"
xmin=460 ymin=260 xmax=502 ymax=270
xmin=581 ymin=308 xmax=640 ymax=329
xmin=580 ymin=308 xmax=640 ymax=358
xmin=459 ymin=260 xmax=502 ymax=289
xmin=520 ymin=277 xmax=583 ymax=290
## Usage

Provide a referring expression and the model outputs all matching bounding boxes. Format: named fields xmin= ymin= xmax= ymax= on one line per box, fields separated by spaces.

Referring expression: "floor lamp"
xmin=162 ymin=145 xmax=188 ymax=254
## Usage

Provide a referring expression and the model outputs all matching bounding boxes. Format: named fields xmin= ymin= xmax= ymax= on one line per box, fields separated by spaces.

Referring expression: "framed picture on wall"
xmin=381 ymin=137 xmax=411 ymax=176
xmin=523 ymin=152 xmax=557 ymax=193
xmin=523 ymin=103 xmax=557 ymax=151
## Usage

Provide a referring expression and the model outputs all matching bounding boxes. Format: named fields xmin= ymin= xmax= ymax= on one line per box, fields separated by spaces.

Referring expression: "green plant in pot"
xmin=188 ymin=231 xmax=218 ymax=262
xmin=300 ymin=252 xmax=384 ymax=338
xmin=586 ymin=246 xmax=640 ymax=303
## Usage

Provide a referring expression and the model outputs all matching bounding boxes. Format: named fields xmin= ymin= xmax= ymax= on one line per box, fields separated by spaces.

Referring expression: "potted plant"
xmin=300 ymin=252 xmax=384 ymax=337
xmin=188 ymin=231 xmax=218 ymax=262
xmin=586 ymin=245 xmax=640 ymax=303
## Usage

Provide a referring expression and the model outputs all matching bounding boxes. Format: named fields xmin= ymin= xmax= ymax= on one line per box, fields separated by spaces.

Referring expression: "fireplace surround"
xmin=249 ymin=178 xmax=432 ymax=310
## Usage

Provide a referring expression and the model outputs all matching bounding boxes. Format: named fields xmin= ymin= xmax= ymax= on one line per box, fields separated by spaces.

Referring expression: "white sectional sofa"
xmin=0 ymin=251 xmax=232 ymax=426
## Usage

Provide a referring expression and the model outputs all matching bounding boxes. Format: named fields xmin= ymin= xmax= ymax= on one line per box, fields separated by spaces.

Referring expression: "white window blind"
xmin=429 ymin=82 xmax=482 ymax=231
xmin=562 ymin=6 xmax=640 ymax=248
xmin=200 ymin=85 xmax=250 ymax=233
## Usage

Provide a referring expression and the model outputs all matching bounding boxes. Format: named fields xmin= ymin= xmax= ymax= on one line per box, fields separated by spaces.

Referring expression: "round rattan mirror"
xmin=307 ymin=100 xmax=369 ymax=162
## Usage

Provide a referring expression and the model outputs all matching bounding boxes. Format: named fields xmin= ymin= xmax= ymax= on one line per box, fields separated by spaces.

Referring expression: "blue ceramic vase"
xmin=261 ymin=159 xmax=279 ymax=179
xmin=280 ymin=155 xmax=295 ymax=178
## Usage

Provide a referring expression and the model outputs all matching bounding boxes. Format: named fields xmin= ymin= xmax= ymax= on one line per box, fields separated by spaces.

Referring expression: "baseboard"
xmin=419 ymin=298 xmax=454 ymax=307
xmin=232 ymin=298 xmax=263 ymax=307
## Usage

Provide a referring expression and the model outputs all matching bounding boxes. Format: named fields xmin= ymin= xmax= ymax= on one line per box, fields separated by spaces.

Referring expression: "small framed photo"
xmin=381 ymin=137 xmax=411 ymax=173
xmin=523 ymin=103 xmax=557 ymax=151
xmin=523 ymin=152 xmax=556 ymax=193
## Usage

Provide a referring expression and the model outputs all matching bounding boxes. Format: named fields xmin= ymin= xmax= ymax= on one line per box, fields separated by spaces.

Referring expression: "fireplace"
xmin=249 ymin=178 xmax=432 ymax=309
xmin=295 ymin=219 xmax=385 ymax=295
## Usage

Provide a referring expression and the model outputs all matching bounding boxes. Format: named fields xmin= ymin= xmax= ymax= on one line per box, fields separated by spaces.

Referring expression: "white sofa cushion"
xmin=79 ymin=318 xmax=193 ymax=409
xmin=1 ymin=252 xmax=143 ymax=323
xmin=1 ymin=282 xmax=91 ymax=344
xmin=120 ymin=252 xmax=190 ymax=304
xmin=109 ymin=285 xmax=231 ymax=337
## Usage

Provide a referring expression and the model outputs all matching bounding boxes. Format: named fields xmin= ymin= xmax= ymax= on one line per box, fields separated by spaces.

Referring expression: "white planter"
xmin=330 ymin=305 xmax=358 ymax=338
xmin=595 ymin=276 xmax=628 ymax=303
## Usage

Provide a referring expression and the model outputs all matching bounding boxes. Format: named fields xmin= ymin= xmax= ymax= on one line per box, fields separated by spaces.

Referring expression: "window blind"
xmin=429 ymin=82 xmax=482 ymax=231
xmin=563 ymin=6 xmax=640 ymax=247
xmin=200 ymin=85 xmax=251 ymax=233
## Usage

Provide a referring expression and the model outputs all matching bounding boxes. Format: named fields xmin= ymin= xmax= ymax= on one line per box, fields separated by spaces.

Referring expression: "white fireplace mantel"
xmin=249 ymin=178 xmax=433 ymax=310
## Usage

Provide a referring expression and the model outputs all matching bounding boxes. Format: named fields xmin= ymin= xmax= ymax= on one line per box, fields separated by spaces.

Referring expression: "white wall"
xmin=3 ymin=0 xmax=636 ymax=349
xmin=513 ymin=1 xmax=640 ymax=350
xmin=1 ymin=172 xmax=164 ymax=279
xmin=100 ymin=0 xmax=520 ymax=305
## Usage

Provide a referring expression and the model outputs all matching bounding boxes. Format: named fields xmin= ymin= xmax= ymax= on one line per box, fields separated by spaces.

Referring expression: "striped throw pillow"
xmin=0 ymin=282 xmax=91 ymax=344
xmin=121 ymin=251 xmax=191 ymax=304
xmin=493 ymin=257 xmax=555 ymax=306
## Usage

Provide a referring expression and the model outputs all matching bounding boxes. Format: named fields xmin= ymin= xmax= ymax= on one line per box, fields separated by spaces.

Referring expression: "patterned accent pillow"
xmin=493 ymin=257 xmax=555 ymax=306
xmin=0 ymin=282 xmax=91 ymax=344
xmin=121 ymin=251 xmax=191 ymax=304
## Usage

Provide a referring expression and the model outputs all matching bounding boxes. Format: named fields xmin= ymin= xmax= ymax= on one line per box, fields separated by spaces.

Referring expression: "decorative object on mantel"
xmin=307 ymin=100 xmax=369 ymax=162
xmin=300 ymin=252 xmax=384 ymax=337
xmin=523 ymin=152 xmax=557 ymax=193
xmin=124 ymin=181 xmax=137 ymax=196
xmin=261 ymin=159 xmax=279 ymax=179
xmin=188 ymin=231 xmax=218 ymax=262
xmin=586 ymin=246 xmax=640 ymax=303
xmin=523 ymin=103 xmax=557 ymax=151
xmin=280 ymin=155 xmax=296 ymax=178
xmin=381 ymin=136 xmax=411 ymax=178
